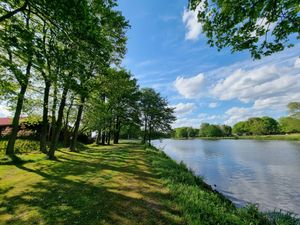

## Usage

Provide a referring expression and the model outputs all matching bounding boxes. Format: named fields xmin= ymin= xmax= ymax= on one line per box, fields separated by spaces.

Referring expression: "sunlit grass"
xmin=0 ymin=143 xmax=183 ymax=225
xmin=0 ymin=142 xmax=299 ymax=224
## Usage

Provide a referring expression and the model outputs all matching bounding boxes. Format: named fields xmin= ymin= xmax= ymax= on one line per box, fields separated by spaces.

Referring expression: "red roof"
xmin=0 ymin=118 xmax=12 ymax=126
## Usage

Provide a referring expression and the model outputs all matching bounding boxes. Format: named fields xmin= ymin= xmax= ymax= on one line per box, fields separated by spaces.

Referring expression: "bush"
xmin=0 ymin=139 xmax=40 ymax=154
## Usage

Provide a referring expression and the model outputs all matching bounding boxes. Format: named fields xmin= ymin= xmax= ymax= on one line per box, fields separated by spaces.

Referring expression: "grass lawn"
xmin=0 ymin=142 xmax=299 ymax=225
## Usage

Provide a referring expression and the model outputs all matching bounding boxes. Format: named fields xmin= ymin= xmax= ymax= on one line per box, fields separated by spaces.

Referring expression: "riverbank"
xmin=0 ymin=142 xmax=298 ymax=224
xmin=182 ymin=133 xmax=300 ymax=141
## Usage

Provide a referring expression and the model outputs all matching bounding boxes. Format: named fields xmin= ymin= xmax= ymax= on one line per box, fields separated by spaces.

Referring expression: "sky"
xmin=1 ymin=1 xmax=299 ymax=128
xmin=117 ymin=0 xmax=300 ymax=128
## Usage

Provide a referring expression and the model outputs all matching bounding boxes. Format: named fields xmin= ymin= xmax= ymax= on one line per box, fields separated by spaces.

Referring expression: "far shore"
xmin=172 ymin=133 xmax=300 ymax=141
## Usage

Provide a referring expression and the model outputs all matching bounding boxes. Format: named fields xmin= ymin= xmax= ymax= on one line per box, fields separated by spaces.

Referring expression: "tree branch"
xmin=0 ymin=0 xmax=28 ymax=23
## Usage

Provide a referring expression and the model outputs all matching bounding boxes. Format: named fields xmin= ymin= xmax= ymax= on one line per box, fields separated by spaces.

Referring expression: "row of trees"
xmin=174 ymin=102 xmax=300 ymax=138
xmin=174 ymin=116 xmax=300 ymax=138
xmin=0 ymin=1 xmax=175 ymax=159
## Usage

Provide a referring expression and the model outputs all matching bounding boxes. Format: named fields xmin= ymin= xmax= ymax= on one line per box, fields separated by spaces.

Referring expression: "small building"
xmin=0 ymin=117 xmax=13 ymax=137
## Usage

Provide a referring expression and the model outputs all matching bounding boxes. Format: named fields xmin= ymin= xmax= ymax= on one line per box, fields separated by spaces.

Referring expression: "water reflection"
xmin=152 ymin=139 xmax=300 ymax=215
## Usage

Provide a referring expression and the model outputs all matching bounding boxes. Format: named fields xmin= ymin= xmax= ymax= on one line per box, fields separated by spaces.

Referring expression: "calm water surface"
xmin=152 ymin=139 xmax=300 ymax=215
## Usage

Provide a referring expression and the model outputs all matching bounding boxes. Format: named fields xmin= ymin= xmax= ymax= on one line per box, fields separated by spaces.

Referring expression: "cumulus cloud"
xmin=295 ymin=57 xmax=300 ymax=68
xmin=172 ymin=102 xmax=195 ymax=116
xmin=212 ymin=62 xmax=300 ymax=110
xmin=209 ymin=102 xmax=218 ymax=108
xmin=182 ymin=5 xmax=202 ymax=40
xmin=224 ymin=107 xmax=264 ymax=125
xmin=174 ymin=73 xmax=205 ymax=98
xmin=172 ymin=113 xmax=223 ymax=128
xmin=172 ymin=117 xmax=200 ymax=128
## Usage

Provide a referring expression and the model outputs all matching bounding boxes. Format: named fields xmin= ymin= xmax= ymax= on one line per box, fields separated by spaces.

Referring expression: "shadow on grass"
xmin=0 ymin=144 xmax=183 ymax=225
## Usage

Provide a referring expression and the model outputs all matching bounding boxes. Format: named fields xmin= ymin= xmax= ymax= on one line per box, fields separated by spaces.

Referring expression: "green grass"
xmin=147 ymin=146 xmax=300 ymax=225
xmin=194 ymin=134 xmax=300 ymax=141
xmin=236 ymin=134 xmax=300 ymax=141
xmin=0 ymin=141 xmax=299 ymax=225
xmin=0 ymin=139 xmax=40 ymax=154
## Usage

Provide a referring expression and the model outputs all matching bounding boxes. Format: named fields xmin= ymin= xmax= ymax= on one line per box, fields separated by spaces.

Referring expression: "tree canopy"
xmin=189 ymin=0 xmax=300 ymax=59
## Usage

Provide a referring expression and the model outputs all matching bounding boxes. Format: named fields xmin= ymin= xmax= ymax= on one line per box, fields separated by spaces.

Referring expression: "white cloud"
xmin=224 ymin=107 xmax=264 ymax=125
xmin=295 ymin=57 xmax=300 ymax=68
xmin=172 ymin=103 xmax=195 ymax=116
xmin=172 ymin=117 xmax=200 ymax=128
xmin=209 ymin=102 xmax=218 ymax=108
xmin=172 ymin=113 xmax=223 ymax=128
xmin=174 ymin=73 xmax=205 ymax=98
xmin=212 ymin=62 xmax=300 ymax=111
xmin=182 ymin=5 xmax=202 ymax=40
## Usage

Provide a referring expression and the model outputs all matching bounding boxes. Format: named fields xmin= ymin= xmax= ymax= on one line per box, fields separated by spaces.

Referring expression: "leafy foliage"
xmin=279 ymin=117 xmax=300 ymax=133
xmin=199 ymin=123 xmax=231 ymax=137
xmin=140 ymin=88 xmax=175 ymax=144
xmin=189 ymin=0 xmax=300 ymax=59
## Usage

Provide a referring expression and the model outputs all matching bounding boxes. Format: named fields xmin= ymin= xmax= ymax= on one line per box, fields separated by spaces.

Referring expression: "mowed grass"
xmin=0 ymin=142 xmax=299 ymax=225
xmin=0 ymin=143 xmax=183 ymax=225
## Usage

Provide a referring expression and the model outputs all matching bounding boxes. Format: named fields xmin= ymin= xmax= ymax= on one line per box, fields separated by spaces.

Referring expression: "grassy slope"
xmin=0 ymin=142 xmax=299 ymax=225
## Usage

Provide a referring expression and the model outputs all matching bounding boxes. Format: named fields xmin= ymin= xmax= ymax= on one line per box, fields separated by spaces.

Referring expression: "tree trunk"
xmin=49 ymin=79 xmax=58 ymax=141
xmin=113 ymin=116 xmax=121 ymax=144
xmin=40 ymin=78 xmax=50 ymax=154
xmin=107 ymin=131 xmax=111 ymax=145
xmin=69 ymin=96 xmax=85 ymax=152
xmin=96 ymin=130 xmax=101 ymax=145
xmin=6 ymin=10 xmax=32 ymax=155
xmin=48 ymin=87 xmax=68 ymax=159
xmin=63 ymin=95 xmax=74 ymax=147
xmin=6 ymin=84 xmax=27 ymax=155
xmin=101 ymin=130 xmax=106 ymax=145
xmin=148 ymin=123 xmax=152 ymax=146
xmin=143 ymin=117 xmax=148 ymax=144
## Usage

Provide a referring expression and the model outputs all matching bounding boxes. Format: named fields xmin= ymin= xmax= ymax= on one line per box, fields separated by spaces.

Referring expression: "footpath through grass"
xmin=0 ymin=142 xmax=299 ymax=225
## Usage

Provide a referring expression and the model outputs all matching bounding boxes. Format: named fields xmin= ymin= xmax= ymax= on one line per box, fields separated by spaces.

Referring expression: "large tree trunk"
xmin=49 ymin=78 xmax=58 ymax=141
xmin=63 ymin=95 xmax=74 ymax=147
xmin=48 ymin=87 xmax=68 ymax=159
xmin=143 ymin=117 xmax=148 ymax=144
xmin=101 ymin=130 xmax=106 ymax=145
xmin=5 ymin=84 xmax=28 ymax=155
xmin=40 ymin=77 xmax=50 ymax=154
xmin=69 ymin=96 xmax=85 ymax=152
xmin=6 ymin=10 xmax=31 ymax=155
xmin=96 ymin=130 xmax=101 ymax=145
xmin=113 ymin=116 xmax=121 ymax=144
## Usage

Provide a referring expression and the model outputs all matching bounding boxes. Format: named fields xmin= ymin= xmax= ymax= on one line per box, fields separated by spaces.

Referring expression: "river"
xmin=152 ymin=139 xmax=300 ymax=215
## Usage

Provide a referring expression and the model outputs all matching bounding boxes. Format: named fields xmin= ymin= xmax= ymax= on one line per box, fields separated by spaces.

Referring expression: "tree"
xmin=279 ymin=117 xmax=300 ymax=133
xmin=199 ymin=123 xmax=223 ymax=137
xmin=261 ymin=116 xmax=279 ymax=134
xmin=287 ymin=102 xmax=300 ymax=119
xmin=175 ymin=127 xmax=188 ymax=138
xmin=220 ymin=125 xmax=232 ymax=137
xmin=232 ymin=121 xmax=249 ymax=135
xmin=140 ymin=88 xmax=175 ymax=145
xmin=1 ymin=8 xmax=34 ymax=155
xmin=189 ymin=0 xmax=300 ymax=59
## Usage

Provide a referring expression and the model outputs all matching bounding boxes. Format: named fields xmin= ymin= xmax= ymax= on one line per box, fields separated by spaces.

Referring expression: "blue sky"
xmin=0 ymin=1 xmax=299 ymax=128
xmin=117 ymin=0 xmax=300 ymax=128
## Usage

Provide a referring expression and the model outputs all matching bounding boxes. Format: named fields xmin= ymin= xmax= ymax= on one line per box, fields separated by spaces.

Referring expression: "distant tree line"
xmin=173 ymin=102 xmax=300 ymax=138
